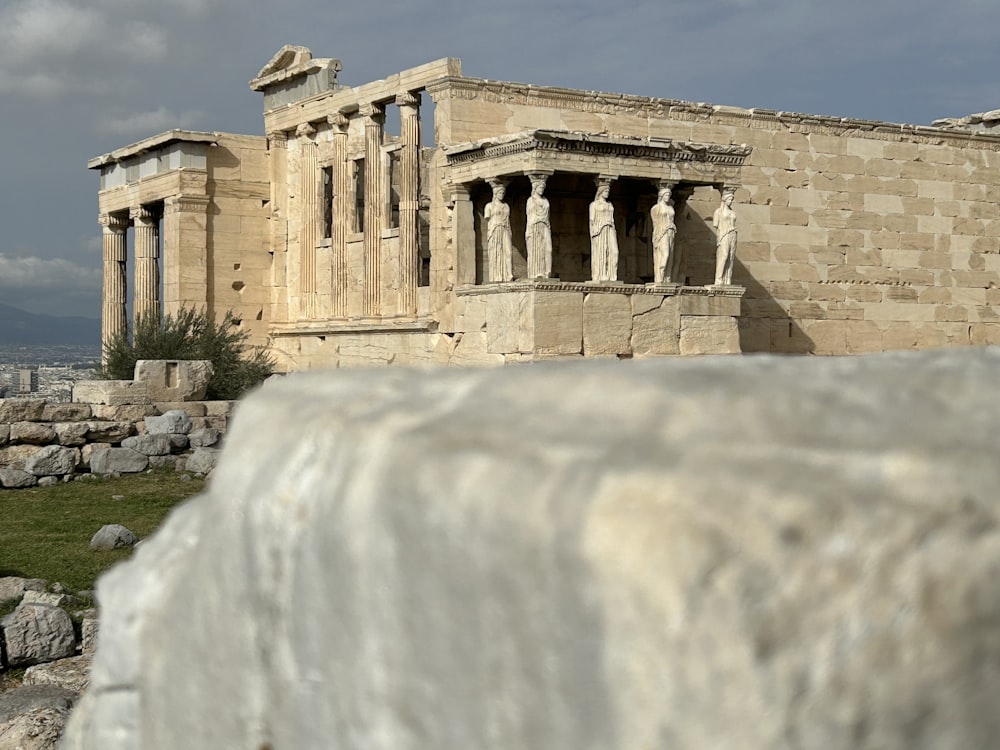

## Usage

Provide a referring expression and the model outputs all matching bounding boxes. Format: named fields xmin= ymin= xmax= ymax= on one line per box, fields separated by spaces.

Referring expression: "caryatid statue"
xmin=484 ymin=178 xmax=513 ymax=282
xmin=589 ymin=178 xmax=619 ymax=282
xmin=650 ymin=184 xmax=677 ymax=284
xmin=713 ymin=186 xmax=738 ymax=286
xmin=525 ymin=173 xmax=552 ymax=280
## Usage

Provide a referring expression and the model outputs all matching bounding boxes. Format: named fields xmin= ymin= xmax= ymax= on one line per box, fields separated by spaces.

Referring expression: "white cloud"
xmin=0 ymin=253 xmax=101 ymax=292
xmin=97 ymin=107 xmax=203 ymax=136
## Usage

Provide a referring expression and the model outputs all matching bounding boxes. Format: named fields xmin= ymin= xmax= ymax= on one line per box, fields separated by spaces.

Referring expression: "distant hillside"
xmin=0 ymin=303 xmax=101 ymax=345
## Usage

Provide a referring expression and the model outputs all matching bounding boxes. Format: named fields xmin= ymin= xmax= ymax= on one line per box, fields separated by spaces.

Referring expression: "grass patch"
xmin=0 ymin=471 xmax=205 ymax=593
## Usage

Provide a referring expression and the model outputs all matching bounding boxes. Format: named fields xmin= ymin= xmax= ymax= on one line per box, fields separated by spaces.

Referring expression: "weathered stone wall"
xmin=64 ymin=348 xmax=1000 ymax=748
xmin=430 ymin=78 xmax=1000 ymax=354
xmin=0 ymin=399 xmax=230 ymax=487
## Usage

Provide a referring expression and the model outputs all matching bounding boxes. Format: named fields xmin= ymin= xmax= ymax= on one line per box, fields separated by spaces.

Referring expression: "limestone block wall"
xmin=0 ymin=398 xmax=233 ymax=488
xmin=429 ymin=78 xmax=1000 ymax=354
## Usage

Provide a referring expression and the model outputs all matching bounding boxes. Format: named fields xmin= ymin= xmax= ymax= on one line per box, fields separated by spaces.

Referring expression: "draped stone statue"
xmin=526 ymin=174 xmax=552 ymax=280
xmin=713 ymin=188 xmax=737 ymax=285
xmin=485 ymin=180 xmax=513 ymax=282
xmin=589 ymin=180 xmax=619 ymax=282
xmin=650 ymin=185 xmax=677 ymax=284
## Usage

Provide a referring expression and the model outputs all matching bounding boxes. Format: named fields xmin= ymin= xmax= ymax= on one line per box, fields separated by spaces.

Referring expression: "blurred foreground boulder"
xmin=63 ymin=349 xmax=1000 ymax=749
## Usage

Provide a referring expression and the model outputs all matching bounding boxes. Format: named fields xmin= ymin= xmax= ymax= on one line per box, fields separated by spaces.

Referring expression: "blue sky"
xmin=1 ymin=0 xmax=999 ymax=318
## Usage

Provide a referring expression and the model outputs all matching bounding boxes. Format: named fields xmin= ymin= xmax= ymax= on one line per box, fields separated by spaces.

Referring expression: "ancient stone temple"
xmin=89 ymin=45 xmax=1000 ymax=369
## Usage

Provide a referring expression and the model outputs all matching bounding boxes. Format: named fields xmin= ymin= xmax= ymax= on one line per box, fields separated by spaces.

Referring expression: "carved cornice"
xmin=445 ymin=130 xmax=752 ymax=168
xmin=164 ymin=195 xmax=211 ymax=214
xmin=455 ymin=281 xmax=746 ymax=298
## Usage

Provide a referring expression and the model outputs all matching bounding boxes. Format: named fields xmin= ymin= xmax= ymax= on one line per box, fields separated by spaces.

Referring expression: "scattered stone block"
xmin=21 ymin=591 xmax=71 ymax=608
xmin=0 ymin=467 xmax=36 ymax=488
xmin=9 ymin=422 xmax=56 ymax=446
xmin=121 ymin=434 xmax=172 ymax=457
xmin=0 ymin=399 xmax=45 ymax=423
xmin=40 ymin=403 xmax=93 ymax=422
xmin=1 ymin=603 xmax=76 ymax=667
xmin=53 ymin=422 xmax=90 ymax=447
xmin=88 ymin=448 xmax=148 ymax=475
xmin=37 ymin=476 xmax=59 ymax=487
xmin=183 ymin=447 xmax=220 ymax=475
xmin=90 ymin=404 xmax=158 ymax=422
xmin=24 ymin=446 xmax=78 ymax=477
xmin=23 ymin=655 xmax=92 ymax=694
xmin=153 ymin=402 xmax=207 ymax=418
xmin=134 ymin=360 xmax=213 ymax=402
xmin=147 ymin=455 xmax=181 ymax=470
xmin=83 ymin=421 xmax=134 ymax=443
xmin=0 ymin=445 xmax=42 ymax=471
xmin=90 ymin=525 xmax=138 ymax=551
xmin=203 ymin=401 xmax=235 ymax=417
xmin=144 ymin=410 xmax=193 ymax=435
xmin=72 ymin=381 xmax=150 ymax=406
xmin=188 ymin=428 xmax=220 ymax=448
xmin=0 ymin=577 xmax=46 ymax=604
xmin=0 ymin=705 xmax=72 ymax=750
xmin=0 ymin=685 xmax=76 ymax=726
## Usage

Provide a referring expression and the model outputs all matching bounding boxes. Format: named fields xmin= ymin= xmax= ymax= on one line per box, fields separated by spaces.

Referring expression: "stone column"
xmin=328 ymin=113 xmax=350 ymax=318
xmin=297 ymin=122 xmax=319 ymax=319
xmin=397 ymin=91 xmax=421 ymax=317
xmin=362 ymin=102 xmax=385 ymax=317
xmin=99 ymin=213 xmax=128 ymax=353
xmin=267 ymin=130 xmax=290 ymax=322
xmin=131 ymin=204 xmax=160 ymax=324
xmin=451 ymin=184 xmax=476 ymax=286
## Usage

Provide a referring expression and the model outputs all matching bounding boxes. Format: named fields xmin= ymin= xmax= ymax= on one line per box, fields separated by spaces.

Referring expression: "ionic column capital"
xmin=99 ymin=213 xmax=128 ymax=232
xmin=395 ymin=91 xmax=421 ymax=109
xmin=359 ymin=102 xmax=385 ymax=122
xmin=296 ymin=122 xmax=316 ymax=142
xmin=268 ymin=130 xmax=288 ymax=148
xmin=327 ymin=113 xmax=350 ymax=133
xmin=130 ymin=205 xmax=158 ymax=225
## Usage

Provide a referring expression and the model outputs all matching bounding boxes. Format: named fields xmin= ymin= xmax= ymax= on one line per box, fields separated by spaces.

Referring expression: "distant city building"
xmin=19 ymin=368 xmax=39 ymax=393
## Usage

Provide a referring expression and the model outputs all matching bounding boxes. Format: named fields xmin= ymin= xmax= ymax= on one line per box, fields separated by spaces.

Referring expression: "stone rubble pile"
xmin=0 ymin=576 xmax=99 ymax=750
xmin=0 ymin=399 xmax=229 ymax=488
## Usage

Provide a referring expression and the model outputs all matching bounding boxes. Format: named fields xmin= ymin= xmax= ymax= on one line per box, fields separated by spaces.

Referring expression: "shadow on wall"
xmin=736 ymin=270 xmax=812 ymax=354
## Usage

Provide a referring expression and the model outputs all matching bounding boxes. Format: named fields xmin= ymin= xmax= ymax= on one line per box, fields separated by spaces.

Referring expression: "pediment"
xmin=255 ymin=45 xmax=313 ymax=80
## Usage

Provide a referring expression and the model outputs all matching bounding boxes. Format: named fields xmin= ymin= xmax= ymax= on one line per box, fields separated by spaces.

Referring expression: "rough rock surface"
xmin=24 ymin=446 xmax=77 ymax=477
xmin=183 ymin=447 xmax=219 ymax=475
xmin=120 ymin=434 xmax=172 ymax=456
xmin=143 ymin=411 xmax=192 ymax=436
xmin=0 ymin=467 xmax=36 ymax=489
xmin=64 ymin=350 xmax=1000 ymax=749
xmin=2 ymin=603 xmax=76 ymax=667
xmin=88 ymin=448 xmax=148 ymax=475
xmin=23 ymin=655 xmax=92 ymax=694
xmin=89 ymin=525 xmax=137 ymax=551
xmin=0 ymin=705 xmax=71 ymax=750
xmin=0 ymin=578 xmax=46 ymax=604
xmin=0 ymin=686 xmax=76 ymax=726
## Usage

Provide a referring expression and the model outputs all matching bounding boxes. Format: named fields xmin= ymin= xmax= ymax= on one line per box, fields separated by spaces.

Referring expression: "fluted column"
xmin=267 ymin=130 xmax=290 ymax=322
xmin=362 ymin=102 xmax=385 ymax=317
xmin=99 ymin=213 xmax=128 ymax=354
xmin=297 ymin=122 xmax=319 ymax=319
xmin=397 ymin=91 xmax=421 ymax=316
xmin=328 ymin=113 xmax=350 ymax=318
xmin=131 ymin=204 xmax=160 ymax=324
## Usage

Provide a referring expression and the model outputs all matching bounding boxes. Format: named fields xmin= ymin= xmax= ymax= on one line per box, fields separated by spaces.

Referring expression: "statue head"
xmin=488 ymin=178 xmax=506 ymax=201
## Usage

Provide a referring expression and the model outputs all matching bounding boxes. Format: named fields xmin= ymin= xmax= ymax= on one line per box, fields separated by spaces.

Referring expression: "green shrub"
xmin=99 ymin=307 xmax=275 ymax=400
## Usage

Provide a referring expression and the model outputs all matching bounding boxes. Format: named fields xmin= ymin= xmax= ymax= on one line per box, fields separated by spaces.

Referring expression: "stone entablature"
xmin=445 ymin=130 xmax=751 ymax=184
